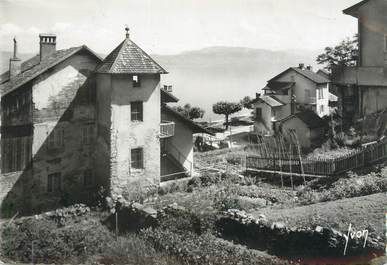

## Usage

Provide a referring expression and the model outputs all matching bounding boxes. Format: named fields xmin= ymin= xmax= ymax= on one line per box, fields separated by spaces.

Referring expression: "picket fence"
xmin=246 ymin=139 xmax=387 ymax=176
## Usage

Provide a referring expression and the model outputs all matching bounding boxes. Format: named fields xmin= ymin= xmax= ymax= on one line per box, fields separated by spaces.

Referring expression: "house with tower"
xmin=0 ymin=28 xmax=210 ymax=216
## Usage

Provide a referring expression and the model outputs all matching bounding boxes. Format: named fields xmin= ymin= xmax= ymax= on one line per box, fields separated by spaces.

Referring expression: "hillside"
xmin=0 ymin=47 xmax=321 ymax=120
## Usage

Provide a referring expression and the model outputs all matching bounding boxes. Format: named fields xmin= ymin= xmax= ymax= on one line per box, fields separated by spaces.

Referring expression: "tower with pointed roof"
xmin=94 ymin=28 xmax=168 ymax=199
xmin=0 ymin=29 xmax=212 ymax=215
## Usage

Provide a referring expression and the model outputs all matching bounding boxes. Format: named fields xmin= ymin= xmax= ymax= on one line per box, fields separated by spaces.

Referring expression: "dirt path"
xmin=250 ymin=193 xmax=386 ymax=237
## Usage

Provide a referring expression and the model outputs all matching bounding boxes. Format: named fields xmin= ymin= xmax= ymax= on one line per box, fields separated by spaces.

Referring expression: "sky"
xmin=0 ymin=0 xmax=360 ymax=55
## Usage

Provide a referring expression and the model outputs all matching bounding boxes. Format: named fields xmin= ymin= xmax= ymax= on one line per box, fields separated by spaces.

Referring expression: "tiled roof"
xmin=162 ymin=104 xmax=214 ymax=135
xmin=0 ymin=55 xmax=40 ymax=84
xmin=251 ymin=95 xmax=285 ymax=107
xmin=0 ymin=46 xmax=102 ymax=97
xmin=269 ymin=67 xmax=330 ymax=84
xmin=290 ymin=67 xmax=330 ymax=84
xmin=280 ymin=110 xmax=327 ymax=129
xmin=263 ymin=81 xmax=294 ymax=91
xmin=96 ymin=37 xmax=167 ymax=74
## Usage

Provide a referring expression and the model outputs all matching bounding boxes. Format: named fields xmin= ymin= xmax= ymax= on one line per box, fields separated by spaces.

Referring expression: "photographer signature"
xmin=343 ymin=223 xmax=368 ymax=256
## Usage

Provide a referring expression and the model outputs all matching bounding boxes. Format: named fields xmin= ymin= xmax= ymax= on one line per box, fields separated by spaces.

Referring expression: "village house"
xmin=332 ymin=0 xmax=387 ymax=127
xmin=278 ymin=110 xmax=327 ymax=149
xmin=251 ymin=64 xmax=331 ymax=134
xmin=0 ymin=29 xmax=210 ymax=216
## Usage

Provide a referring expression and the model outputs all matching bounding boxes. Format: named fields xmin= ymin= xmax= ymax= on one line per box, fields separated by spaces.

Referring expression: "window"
xmin=131 ymin=148 xmax=144 ymax=169
xmin=132 ymin=75 xmax=141 ymax=87
xmin=320 ymin=105 xmax=324 ymax=114
xmin=1 ymin=136 xmax=32 ymax=173
xmin=255 ymin=108 xmax=262 ymax=121
xmin=47 ymin=173 xmax=61 ymax=192
xmin=317 ymin=88 xmax=324 ymax=100
xmin=47 ymin=128 xmax=64 ymax=149
xmin=83 ymin=169 xmax=93 ymax=187
xmin=81 ymin=125 xmax=94 ymax=145
xmin=131 ymin=101 xmax=143 ymax=121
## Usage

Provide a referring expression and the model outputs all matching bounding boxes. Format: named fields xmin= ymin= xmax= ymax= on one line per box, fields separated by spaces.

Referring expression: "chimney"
xmin=39 ymin=33 xmax=56 ymax=60
xmin=298 ymin=63 xmax=304 ymax=70
xmin=9 ymin=37 xmax=21 ymax=78
xmin=306 ymin=65 xmax=313 ymax=71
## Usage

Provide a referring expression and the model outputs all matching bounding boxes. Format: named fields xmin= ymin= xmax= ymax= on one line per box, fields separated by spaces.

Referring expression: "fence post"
xmin=245 ymin=155 xmax=248 ymax=173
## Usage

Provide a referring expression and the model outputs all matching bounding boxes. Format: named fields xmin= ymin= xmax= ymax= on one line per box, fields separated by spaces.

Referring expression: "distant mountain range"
xmin=0 ymin=47 xmax=321 ymax=120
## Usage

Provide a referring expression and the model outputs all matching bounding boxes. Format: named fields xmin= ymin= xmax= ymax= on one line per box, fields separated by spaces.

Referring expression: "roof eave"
xmin=343 ymin=0 xmax=370 ymax=18
xmin=162 ymin=105 xmax=214 ymax=135
xmin=161 ymin=89 xmax=179 ymax=103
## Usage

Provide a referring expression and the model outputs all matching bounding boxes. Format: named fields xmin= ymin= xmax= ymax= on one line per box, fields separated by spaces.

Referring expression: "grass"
xmin=250 ymin=193 xmax=385 ymax=237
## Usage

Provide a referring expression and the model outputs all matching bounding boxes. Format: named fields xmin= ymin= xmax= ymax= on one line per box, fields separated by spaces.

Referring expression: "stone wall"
xmin=217 ymin=209 xmax=383 ymax=257
xmin=0 ymin=51 xmax=101 ymax=216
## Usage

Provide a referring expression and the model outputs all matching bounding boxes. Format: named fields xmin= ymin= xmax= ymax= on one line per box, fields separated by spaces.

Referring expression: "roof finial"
xmin=13 ymin=37 xmax=18 ymax=59
xmin=125 ymin=25 xmax=130 ymax=39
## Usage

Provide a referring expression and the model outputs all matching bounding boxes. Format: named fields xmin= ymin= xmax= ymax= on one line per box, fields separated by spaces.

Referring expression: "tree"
xmin=173 ymin=104 xmax=205 ymax=120
xmin=316 ymin=34 xmax=358 ymax=71
xmin=212 ymin=101 xmax=242 ymax=129
xmin=240 ymin=96 xmax=253 ymax=109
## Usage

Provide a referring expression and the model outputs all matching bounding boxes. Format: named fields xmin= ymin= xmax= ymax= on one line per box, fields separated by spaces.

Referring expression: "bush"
xmin=1 ymin=215 xmax=113 ymax=263
xmin=158 ymin=205 xmax=215 ymax=235
xmin=141 ymin=228 xmax=291 ymax=265
xmin=297 ymin=172 xmax=387 ymax=205
xmin=225 ymin=153 xmax=243 ymax=165
xmin=92 ymin=234 xmax=163 ymax=265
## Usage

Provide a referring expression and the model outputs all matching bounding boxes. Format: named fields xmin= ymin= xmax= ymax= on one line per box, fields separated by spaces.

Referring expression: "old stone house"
xmin=0 ymin=30 xmax=210 ymax=217
xmin=251 ymin=64 xmax=331 ymax=134
xmin=332 ymin=0 xmax=387 ymax=128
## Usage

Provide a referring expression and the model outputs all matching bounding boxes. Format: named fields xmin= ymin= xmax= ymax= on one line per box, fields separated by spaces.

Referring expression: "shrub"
xmin=1 ymin=216 xmax=113 ymax=263
xmin=297 ymin=172 xmax=387 ymax=205
xmin=225 ymin=153 xmax=243 ymax=165
xmin=92 ymin=234 xmax=162 ymax=265
xmin=141 ymin=228 xmax=292 ymax=265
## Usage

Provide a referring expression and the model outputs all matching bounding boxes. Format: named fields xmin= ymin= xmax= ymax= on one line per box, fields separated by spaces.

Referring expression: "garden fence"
xmin=246 ymin=138 xmax=387 ymax=176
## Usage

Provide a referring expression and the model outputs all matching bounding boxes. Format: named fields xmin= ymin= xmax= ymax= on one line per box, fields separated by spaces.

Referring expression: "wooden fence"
xmin=246 ymin=138 xmax=387 ymax=176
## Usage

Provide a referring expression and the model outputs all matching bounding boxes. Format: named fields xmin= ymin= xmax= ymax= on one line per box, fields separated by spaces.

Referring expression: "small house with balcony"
xmin=0 ymin=29 xmax=211 ymax=216
xmin=252 ymin=64 xmax=330 ymax=135
xmin=332 ymin=0 xmax=387 ymax=128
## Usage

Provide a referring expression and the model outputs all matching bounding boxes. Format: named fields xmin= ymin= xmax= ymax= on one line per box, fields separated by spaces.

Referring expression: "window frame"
xmin=47 ymin=172 xmax=61 ymax=193
xmin=47 ymin=128 xmax=64 ymax=150
xmin=81 ymin=124 xmax=94 ymax=145
xmin=131 ymin=101 xmax=143 ymax=122
xmin=131 ymin=147 xmax=144 ymax=169
xmin=255 ymin=107 xmax=262 ymax=121
xmin=132 ymin=75 xmax=141 ymax=88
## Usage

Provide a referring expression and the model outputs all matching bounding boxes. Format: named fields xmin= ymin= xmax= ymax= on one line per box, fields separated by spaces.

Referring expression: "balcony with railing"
xmin=160 ymin=121 xmax=175 ymax=138
xmin=332 ymin=65 xmax=387 ymax=86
